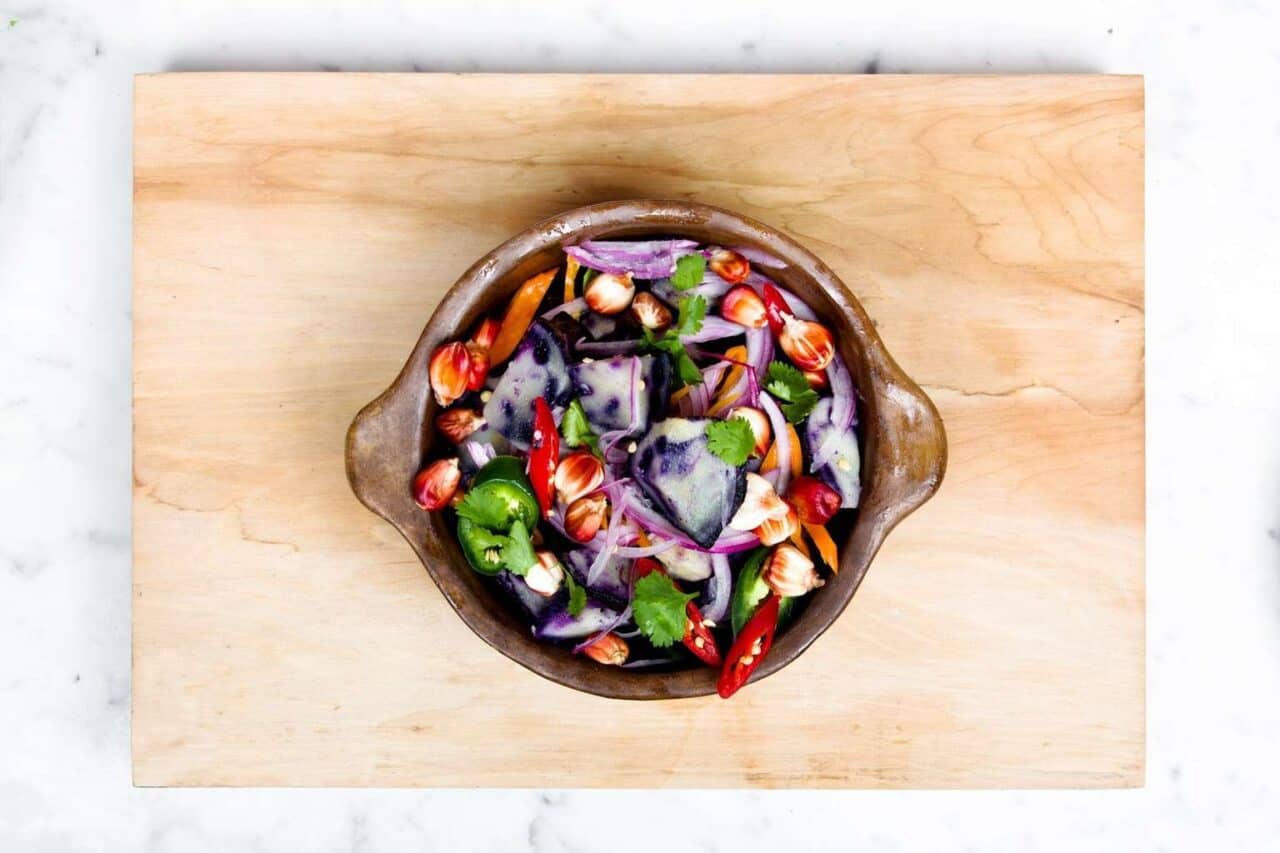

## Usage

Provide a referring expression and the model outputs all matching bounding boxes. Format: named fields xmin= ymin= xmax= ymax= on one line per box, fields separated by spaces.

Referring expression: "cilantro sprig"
xmin=454 ymin=489 xmax=512 ymax=530
xmin=560 ymin=398 xmax=601 ymax=456
xmin=706 ymin=417 xmax=755 ymax=466
xmin=641 ymin=294 xmax=707 ymax=386
xmin=670 ymin=253 xmax=706 ymax=291
xmin=632 ymin=572 xmax=697 ymax=648
xmin=563 ymin=569 xmax=586 ymax=617
xmin=764 ymin=361 xmax=820 ymax=423
xmin=499 ymin=518 xmax=538 ymax=576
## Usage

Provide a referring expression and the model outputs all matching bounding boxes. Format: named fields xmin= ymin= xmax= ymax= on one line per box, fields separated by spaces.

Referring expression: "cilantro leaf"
xmin=672 ymin=350 xmax=701 ymax=386
xmin=563 ymin=570 xmax=586 ymax=616
xmin=454 ymin=488 xmax=511 ymax=530
xmin=670 ymin=253 xmax=707 ymax=291
xmin=639 ymin=297 xmax=706 ymax=388
xmin=632 ymin=572 xmax=697 ymax=648
xmin=499 ymin=518 xmax=537 ymax=576
xmin=706 ymin=417 xmax=756 ymax=466
xmin=560 ymin=399 xmax=601 ymax=456
xmin=674 ymin=294 xmax=707 ymax=337
xmin=764 ymin=361 xmax=820 ymax=423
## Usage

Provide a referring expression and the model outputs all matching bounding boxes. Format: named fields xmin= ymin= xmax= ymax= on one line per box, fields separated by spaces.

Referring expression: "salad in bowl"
xmin=410 ymin=238 xmax=859 ymax=698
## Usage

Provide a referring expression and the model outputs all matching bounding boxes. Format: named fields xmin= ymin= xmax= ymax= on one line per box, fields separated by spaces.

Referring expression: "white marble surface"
xmin=2 ymin=0 xmax=1278 ymax=849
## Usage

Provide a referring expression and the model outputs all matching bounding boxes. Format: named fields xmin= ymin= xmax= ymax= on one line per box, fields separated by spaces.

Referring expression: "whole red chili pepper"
xmin=760 ymin=282 xmax=791 ymax=338
xmin=527 ymin=397 xmax=559 ymax=517
xmin=632 ymin=558 xmax=721 ymax=667
xmin=717 ymin=593 xmax=780 ymax=698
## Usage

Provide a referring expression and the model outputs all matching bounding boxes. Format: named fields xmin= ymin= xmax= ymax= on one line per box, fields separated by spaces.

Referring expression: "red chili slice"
xmin=632 ymin=558 xmax=721 ymax=667
xmin=760 ymin=282 xmax=791 ymax=338
xmin=527 ymin=397 xmax=559 ymax=517
xmin=717 ymin=593 xmax=780 ymax=698
xmin=683 ymin=600 xmax=721 ymax=667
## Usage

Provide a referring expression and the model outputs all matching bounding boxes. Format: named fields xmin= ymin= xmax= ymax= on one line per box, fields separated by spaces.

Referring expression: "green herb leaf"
xmin=499 ymin=518 xmax=538 ymax=576
xmin=764 ymin=361 xmax=820 ymax=423
xmin=706 ymin=417 xmax=756 ymax=466
xmin=670 ymin=253 xmax=706 ymax=291
xmin=560 ymin=399 xmax=601 ymax=456
xmin=674 ymin=294 xmax=707 ymax=337
xmin=632 ymin=572 xmax=697 ymax=648
xmin=671 ymin=348 xmax=702 ymax=386
xmin=563 ymin=570 xmax=586 ymax=617
xmin=638 ymin=295 xmax=708 ymax=388
xmin=454 ymin=488 xmax=512 ymax=530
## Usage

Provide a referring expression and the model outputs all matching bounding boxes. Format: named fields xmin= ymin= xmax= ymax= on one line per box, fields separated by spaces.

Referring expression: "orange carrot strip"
xmin=669 ymin=385 xmax=693 ymax=406
xmin=804 ymin=522 xmax=839 ymax=573
xmin=563 ymin=257 xmax=579 ymax=305
xmin=789 ymin=524 xmax=810 ymax=558
xmin=489 ymin=268 xmax=557 ymax=366
xmin=705 ymin=345 xmax=750 ymax=416
xmin=760 ymin=439 xmax=779 ymax=473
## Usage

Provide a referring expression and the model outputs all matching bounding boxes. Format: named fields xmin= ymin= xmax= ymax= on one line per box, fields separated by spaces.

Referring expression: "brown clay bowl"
xmin=346 ymin=200 xmax=946 ymax=700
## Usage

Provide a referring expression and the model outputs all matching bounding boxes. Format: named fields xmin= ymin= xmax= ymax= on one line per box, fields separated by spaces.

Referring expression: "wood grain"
xmin=133 ymin=73 xmax=1144 ymax=788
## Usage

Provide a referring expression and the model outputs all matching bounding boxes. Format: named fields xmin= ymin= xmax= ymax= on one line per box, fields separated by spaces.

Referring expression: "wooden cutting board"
xmin=133 ymin=73 xmax=1144 ymax=788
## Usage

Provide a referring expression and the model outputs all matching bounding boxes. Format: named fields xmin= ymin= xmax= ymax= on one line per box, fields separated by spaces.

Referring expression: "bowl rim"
xmin=346 ymin=199 xmax=946 ymax=700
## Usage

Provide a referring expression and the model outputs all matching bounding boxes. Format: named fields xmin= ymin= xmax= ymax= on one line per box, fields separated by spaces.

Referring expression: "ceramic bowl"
xmin=346 ymin=200 xmax=945 ymax=699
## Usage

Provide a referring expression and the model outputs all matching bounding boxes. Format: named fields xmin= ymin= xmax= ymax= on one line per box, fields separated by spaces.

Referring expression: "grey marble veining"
xmin=2 ymin=0 xmax=1279 ymax=850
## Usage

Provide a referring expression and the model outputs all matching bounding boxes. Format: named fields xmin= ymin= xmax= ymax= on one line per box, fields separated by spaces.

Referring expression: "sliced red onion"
xmin=745 ymin=327 xmax=773 ymax=381
xmin=687 ymin=383 xmax=709 ymax=416
xmin=708 ymin=529 xmax=762 ymax=554
xmin=688 ymin=350 xmax=757 ymax=412
xmin=463 ymin=441 xmax=496 ymax=469
xmin=573 ymin=529 xmax=640 ymax=653
xmin=702 ymin=554 xmax=731 ymax=622
xmin=693 ymin=271 xmax=734 ymax=298
xmin=586 ymin=490 xmax=629 ymax=586
xmin=810 ymin=427 xmax=844 ymax=471
xmin=681 ymin=360 xmax=729 ymax=416
xmin=599 ymin=477 xmax=633 ymax=497
xmin=615 ymin=539 xmax=678 ymax=559
xmin=653 ymin=274 xmax=733 ymax=303
xmin=681 ymin=316 xmax=747 ymax=343
xmin=566 ymin=239 xmax=698 ymax=279
xmin=543 ymin=297 xmax=587 ymax=320
xmin=827 ymin=352 xmax=857 ymax=431
xmin=571 ymin=603 xmax=632 ymax=654
xmin=759 ymin=392 xmax=791 ymax=495
xmin=620 ymin=487 xmax=696 ymax=547
xmin=730 ymin=245 xmax=786 ymax=268
xmin=621 ymin=658 xmax=674 ymax=669
xmin=575 ymin=338 xmax=641 ymax=356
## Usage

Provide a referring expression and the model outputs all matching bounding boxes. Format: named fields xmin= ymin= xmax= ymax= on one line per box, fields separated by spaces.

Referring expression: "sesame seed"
xmin=626 ymin=441 xmax=638 ymax=453
xmin=702 ymin=618 xmax=716 ymax=628
xmin=480 ymin=390 xmax=492 ymax=402
xmin=740 ymin=655 xmax=754 ymax=666
xmin=582 ymin=357 xmax=595 ymax=364
xmin=694 ymin=636 xmax=705 ymax=648
xmin=638 ymin=379 xmax=646 ymax=390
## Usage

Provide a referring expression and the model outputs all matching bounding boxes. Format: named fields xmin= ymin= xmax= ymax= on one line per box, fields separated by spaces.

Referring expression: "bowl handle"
xmin=345 ymin=372 xmax=429 ymax=521
xmin=866 ymin=377 xmax=947 ymax=537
